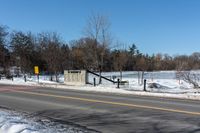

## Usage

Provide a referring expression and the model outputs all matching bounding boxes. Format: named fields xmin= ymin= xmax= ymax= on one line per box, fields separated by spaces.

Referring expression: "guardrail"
xmin=86 ymin=70 xmax=117 ymax=84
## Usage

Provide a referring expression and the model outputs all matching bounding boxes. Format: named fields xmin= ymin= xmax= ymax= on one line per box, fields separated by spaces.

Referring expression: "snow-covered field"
xmin=0 ymin=71 xmax=200 ymax=99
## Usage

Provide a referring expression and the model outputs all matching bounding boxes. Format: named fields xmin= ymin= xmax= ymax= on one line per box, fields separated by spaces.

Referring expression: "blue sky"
xmin=0 ymin=0 xmax=200 ymax=55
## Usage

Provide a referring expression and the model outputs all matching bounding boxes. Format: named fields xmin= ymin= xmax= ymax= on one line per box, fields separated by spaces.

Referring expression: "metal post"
xmin=144 ymin=79 xmax=147 ymax=91
xmin=24 ymin=75 xmax=27 ymax=82
xmin=37 ymin=74 xmax=39 ymax=83
xmin=93 ymin=78 xmax=96 ymax=86
xmin=99 ymin=70 xmax=102 ymax=84
xmin=117 ymin=78 xmax=120 ymax=88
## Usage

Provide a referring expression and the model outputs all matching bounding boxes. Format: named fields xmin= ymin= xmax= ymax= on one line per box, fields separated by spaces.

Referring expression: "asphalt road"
xmin=0 ymin=84 xmax=200 ymax=133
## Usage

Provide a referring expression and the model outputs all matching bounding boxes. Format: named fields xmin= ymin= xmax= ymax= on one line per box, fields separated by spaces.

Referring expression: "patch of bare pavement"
xmin=0 ymin=84 xmax=200 ymax=133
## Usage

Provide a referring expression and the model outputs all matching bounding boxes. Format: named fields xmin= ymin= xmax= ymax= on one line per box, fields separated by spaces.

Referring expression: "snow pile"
xmin=144 ymin=79 xmax=194 ymax=93
xmin=0 ymin=78 xmax=36 ymax=86
xmin=0 ymin=109 xmax=90 ymax=133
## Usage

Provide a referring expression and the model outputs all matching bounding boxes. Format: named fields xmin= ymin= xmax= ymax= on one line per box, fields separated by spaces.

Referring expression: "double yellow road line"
xmin=15 ymin=90 xmax=200 ymax=116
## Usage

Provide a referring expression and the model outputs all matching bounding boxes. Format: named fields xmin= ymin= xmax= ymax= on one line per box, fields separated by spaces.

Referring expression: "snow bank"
xmin=0 ymin=109 xmax=90 ymax=133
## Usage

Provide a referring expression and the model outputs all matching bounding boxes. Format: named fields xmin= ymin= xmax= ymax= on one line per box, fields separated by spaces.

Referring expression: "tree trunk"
xmin=138 ymin=71 xmax=140 ymax=85
xmin=50 ymin=73 xmax=53 ymax=81
xmin=141 ymin=71 xmax=144 ymax=85
xmin=120 ymin=70 xmax=122 ymax=81
xmin=99 ymin=70 xmax=102 ymax=84
xmin=56 ymin=72 xmax=58 ymax=82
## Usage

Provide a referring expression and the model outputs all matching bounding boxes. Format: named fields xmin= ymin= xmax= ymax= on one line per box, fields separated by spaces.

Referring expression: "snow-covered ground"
xmin=0 ymin=71 xmax=200 ymax=100
xmin=0 ymin=108 xmax=94 ymax=133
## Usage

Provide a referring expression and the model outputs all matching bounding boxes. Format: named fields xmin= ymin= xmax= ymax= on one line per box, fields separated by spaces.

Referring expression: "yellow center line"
xmin=14 ymin=90 xmax=200 ymax=116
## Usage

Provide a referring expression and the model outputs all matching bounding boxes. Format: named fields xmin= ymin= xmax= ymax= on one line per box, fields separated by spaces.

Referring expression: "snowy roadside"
xmin=0 ymin=108 xmax=96 ymax=133
xmin=0 ymin=76 xmax=200 ymax=132
xmin=0 ymin=77 xmax=200 ymax=101
xmin=40 ymin=83 xmax=200 ymax=101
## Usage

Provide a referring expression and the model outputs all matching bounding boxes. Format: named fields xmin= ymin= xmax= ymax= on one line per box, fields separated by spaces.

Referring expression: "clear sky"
xmin=0 ymin=0 xmax=200 ymax=55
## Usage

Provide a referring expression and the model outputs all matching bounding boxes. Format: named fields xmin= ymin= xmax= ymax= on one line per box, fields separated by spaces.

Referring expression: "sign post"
xmin=34 ymin=66 xmax=39 ymax=83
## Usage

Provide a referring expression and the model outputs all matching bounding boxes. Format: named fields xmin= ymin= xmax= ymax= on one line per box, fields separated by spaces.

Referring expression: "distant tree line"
xmin=1 ymin=14 xmax=200 ymax=78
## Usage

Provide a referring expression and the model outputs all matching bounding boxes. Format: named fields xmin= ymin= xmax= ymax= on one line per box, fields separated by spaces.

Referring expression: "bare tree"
xmin=69 ymin=38 xmax=92 ymax=69
xmin=174 ymin=55 xmax=189 ymax=71
xmin=136 ymin=56 xmax=148 ymax=85
xmin=154 ymin=53 xmax=162 ymax=70
xmin=176 ymin=71 xmax=200 ymax=88
xmin=10 ymin=31 xmax=35 ymax=74
xmin=73 ymin=47 xmax=86 ymax=69
xmin=0 ymin=25 xmax=9 ymax=74
xmin=189 ymin=52 xmax=200 ymax=70
xmin=84 ymin=13 xmax=111 ymax=47
xmin=38 ymin=32 xmax=63 ymax=82
xmin=174 ymin=54 xmax=200 ymax=88
xmin=161 ymin=54 xmax=175 ymax=70
xmin=84 ymin=13 xmax=112 ymax=83
xmin=60 ymin=44 xmax=71 ymax=71
xmin=112 ymin=50 xmax=128 ymax=81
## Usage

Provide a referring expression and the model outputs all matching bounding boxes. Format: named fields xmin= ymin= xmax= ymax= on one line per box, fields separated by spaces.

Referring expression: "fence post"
xmin=93 ymin=78 xmax=96 ymax=86
xmin=37 ymin=74 xmax=39 ymax=83
xmin=24 ymin=75 xmax=27 ymax=82
xmin=144 ymin=79 xmax=147 ymax=91
xmin=117 ymin=78 xmax=120 ymax=88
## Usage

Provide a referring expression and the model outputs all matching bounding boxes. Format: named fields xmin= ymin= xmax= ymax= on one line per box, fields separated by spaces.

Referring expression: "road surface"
xmin=0 ymin=84 xmax=200 ymax=133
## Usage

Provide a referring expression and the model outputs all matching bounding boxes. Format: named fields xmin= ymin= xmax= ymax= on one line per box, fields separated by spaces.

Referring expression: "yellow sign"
xmin=34 ymin=66 xmax=39 ymax=74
